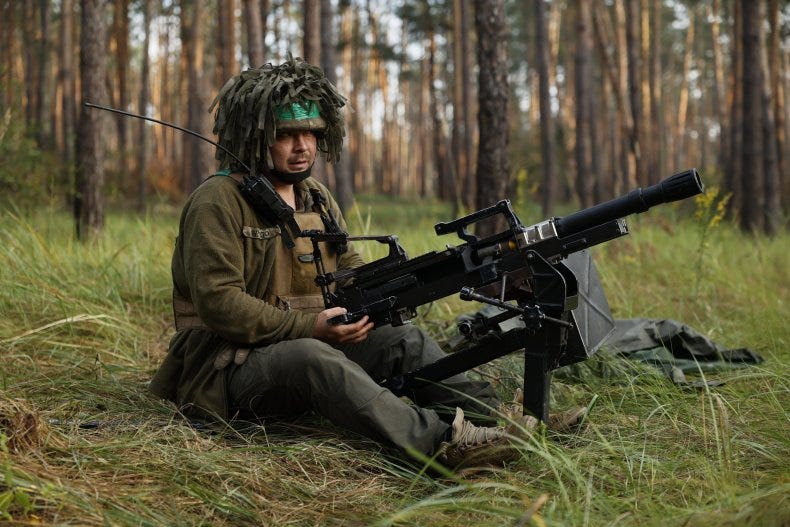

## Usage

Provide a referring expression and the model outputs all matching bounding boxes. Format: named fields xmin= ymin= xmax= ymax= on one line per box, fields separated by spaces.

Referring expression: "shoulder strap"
xmin=217 ymin=170 xmax=299 ymax=248
xmin=308 ymin=187 xmax=348 ymax=255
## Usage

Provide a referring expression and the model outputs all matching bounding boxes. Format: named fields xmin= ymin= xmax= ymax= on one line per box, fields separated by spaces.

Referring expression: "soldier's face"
xmin=270 ymin=130 xmax=318 ymax=173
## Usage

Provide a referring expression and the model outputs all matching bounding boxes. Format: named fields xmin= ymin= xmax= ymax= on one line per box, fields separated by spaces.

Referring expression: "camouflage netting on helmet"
xmin=209 ymin=55 xmax=347 ymax=174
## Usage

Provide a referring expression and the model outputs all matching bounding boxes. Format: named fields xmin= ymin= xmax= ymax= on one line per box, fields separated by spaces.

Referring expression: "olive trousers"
xmin=226 ymin=324 xmax=498 ymax=455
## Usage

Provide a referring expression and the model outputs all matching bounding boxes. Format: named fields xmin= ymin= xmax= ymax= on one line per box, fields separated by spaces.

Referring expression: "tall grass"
xmin=0 ymin=198 xmax=787 ymax=526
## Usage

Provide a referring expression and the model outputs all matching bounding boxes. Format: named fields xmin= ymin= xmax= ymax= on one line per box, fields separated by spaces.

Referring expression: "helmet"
xmin=210 ymin=55 xmax=346 ymax=175
xmin=275 ymin=100 xmax=326 ymax=132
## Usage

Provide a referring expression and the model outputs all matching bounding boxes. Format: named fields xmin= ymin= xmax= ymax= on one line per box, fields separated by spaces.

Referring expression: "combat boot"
xmin=438 ymin=407 xmax=537 ymax=468
xmin=495 ymin=388 xmax=588 ymax=432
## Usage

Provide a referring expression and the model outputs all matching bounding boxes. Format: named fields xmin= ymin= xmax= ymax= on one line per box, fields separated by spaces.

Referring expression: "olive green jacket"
xmin=149 ymin=174 xmax=363 ymax=419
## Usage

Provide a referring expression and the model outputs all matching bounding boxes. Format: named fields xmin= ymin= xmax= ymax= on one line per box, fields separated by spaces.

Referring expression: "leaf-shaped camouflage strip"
xmin=211 ymin=55 xmax=347 ymax=174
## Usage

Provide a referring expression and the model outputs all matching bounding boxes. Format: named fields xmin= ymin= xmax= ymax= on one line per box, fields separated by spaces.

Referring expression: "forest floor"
xmin=0 ymin=193 xmax=787 ymax=526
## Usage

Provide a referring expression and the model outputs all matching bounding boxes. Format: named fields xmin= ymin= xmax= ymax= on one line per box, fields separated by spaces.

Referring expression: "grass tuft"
xmin=0 ymin=200 xmax=787 ymax=525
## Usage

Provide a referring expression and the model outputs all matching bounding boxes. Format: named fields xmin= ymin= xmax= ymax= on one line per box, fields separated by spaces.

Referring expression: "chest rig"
xmin=263 ymin=186 xmax=339 ymax=314
xmin=172 ymin=177 xmax=341 ymax=332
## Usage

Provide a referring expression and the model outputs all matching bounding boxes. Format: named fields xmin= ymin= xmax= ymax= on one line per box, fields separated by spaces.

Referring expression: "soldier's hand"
xmin=313 ymin=307 xmax=374 ymax=344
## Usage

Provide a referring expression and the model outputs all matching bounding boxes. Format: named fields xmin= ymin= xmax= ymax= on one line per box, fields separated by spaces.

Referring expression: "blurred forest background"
xmin=0 ymin=0 xmax=788 ymax=238
xmin=1 ymin=4 xmax=789 ymax=523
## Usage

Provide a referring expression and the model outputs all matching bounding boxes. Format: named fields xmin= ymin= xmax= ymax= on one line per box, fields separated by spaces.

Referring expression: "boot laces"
xmin=452 ymin=408 xmax=506 ymax=447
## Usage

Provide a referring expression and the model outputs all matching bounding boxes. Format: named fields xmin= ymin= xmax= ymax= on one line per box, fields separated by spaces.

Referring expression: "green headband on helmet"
xmin=276 ymin=101 xmax=326 ymax=131
xmin=209 ymin=55 xmax=346 ymax=174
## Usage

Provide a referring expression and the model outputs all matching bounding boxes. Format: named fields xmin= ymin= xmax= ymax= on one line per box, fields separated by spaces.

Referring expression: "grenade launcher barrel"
xmin=555 ymin=169 xmax=703 ymax=237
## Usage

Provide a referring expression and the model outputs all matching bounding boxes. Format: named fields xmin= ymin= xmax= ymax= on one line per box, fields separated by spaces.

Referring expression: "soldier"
xmin=150 ymin=56 xmax=581 ymax=468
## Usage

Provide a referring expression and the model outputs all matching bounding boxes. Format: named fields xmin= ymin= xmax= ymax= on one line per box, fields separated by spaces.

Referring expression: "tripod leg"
xmin=522 ymin=316 xmax=570 ymax=421
xmin=523 ymin=347 xmax=552 ymax=422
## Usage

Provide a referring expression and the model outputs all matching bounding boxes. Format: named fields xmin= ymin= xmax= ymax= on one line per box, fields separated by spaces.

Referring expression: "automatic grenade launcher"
xmin=305 ymin=169 xmax=704 ymax=420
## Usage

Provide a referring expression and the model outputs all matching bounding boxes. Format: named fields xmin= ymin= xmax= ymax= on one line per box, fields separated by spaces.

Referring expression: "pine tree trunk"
xmin=535 ymin=0 xmax=556 ymax=216
xmin=60 ymin=0 xmax=77 ymax=178
xmin=614 ymin=0 xmax=636 ymax=191
xmin=452 ymin=0 xmax=467 ymax=206
xmin=675 ymin=11 xmax=694 ymax=172
xmin=137 ymin=0 xmax=152 ymax=211
xmin=625 ymin=0 xmax=646 ymax=186
xmin=725 ymin=0 xmax=744 ymax=215
xmin=419 ymin=56 xmax=430 ymax=197
xmin=574 ymin=0 xmax=594 ymax=207
xmin=639 ymin=0 xmax=653 ymax=183
xmin=349 ymin=9 xmax=369 ymax=191
xmin=592 ymin=3 xmax=631 ymax=196
xmin=156 ymin=18 xmax=172 ymax=163
xmin=0 ymin=3 xmax=16 ymax=109
xmin=591 ymin=60 xmax=605 ymax=202
xmin=759 ymin=0 xmax=780 ymax=234
xmin=260 ymin=0 xmax=270 ymax=46
xmin=334 ymin=1 xmax=355 ymax=210
xmin=217 ymin=0 xmax=237 ymax=85
xmin=112 ymin=0 xmax=129 ymax=176
xmin=321 ymin=0 xmax=350 ymax=208
xmin=368 ymin=9 xmax=388 ymax=194
xmin=428 ymin=31 xmax=451 ymax=202
xmin=303 ymin=0 xmax=321 ymax=65
xmin=766 ymin=0 xmax=786 ymax=200
xmin=75 ymin=0 xmax=107 ymax=241
xmin=461 ymin=0 xmax=476 ymax=209
xmin=740 ymin=0 xmax=765 ymax=231
xmin=546 ymin=1 xmax=567 ymax=198
xmin=35 ymin=0 xmax=52 ymax=148
xmin=473 ymin=0 xmax=510 ymax=237
xmin=649 ymin=0 xmax=664 ymax=180
xmin=302 ymin=0 xmax=326 ymax=185
xmin=244 ymin=0 xmax=265 ymax=68
xmin=22 ymin=1 xmax=35 ymax=129
xmin=710 ymin=0 xmax=727 ymax=178
xmin=181 ymin=0 xmax=213 ymax=193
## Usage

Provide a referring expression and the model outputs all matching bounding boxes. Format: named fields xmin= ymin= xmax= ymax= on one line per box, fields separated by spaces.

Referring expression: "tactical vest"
xmin=172 ymin=176 xmax=337 ymax=331
xmin=263 ymin=209 xmax=337 ymax=314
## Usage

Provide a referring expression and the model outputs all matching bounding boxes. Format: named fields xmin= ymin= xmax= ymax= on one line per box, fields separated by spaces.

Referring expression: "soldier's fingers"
xmin=340 ymin=322 xmax=373 ymax=343
xmin=352 ymin=321 xmax=374 ymax=338
xmin=347 ymin=315 xmax=370 ymax=331
xmin=336 ymin=316 xmax=369 ymax=335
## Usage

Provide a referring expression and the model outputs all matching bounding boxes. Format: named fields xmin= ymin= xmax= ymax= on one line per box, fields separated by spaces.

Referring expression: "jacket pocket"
xmin=274 ymin=294 xmax=326 ymax=314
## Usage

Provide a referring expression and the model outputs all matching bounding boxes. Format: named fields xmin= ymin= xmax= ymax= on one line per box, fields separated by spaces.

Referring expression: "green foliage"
xmin=0 ymin=443 xmax=35 ymax=522
xmin=0 ymin=200 xmax=787 ymax=526
xmin=691 ymin=186 xmax=731 ymax=298
xmin=0 ymin=110 xmax=66 ymax=211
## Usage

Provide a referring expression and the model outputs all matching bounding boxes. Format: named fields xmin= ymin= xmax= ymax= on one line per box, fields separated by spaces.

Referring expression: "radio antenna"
xmin=84 ymin=101 xmax=304 ymax=247
xmin=83 ymin=102 xmax=251 ymax=173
